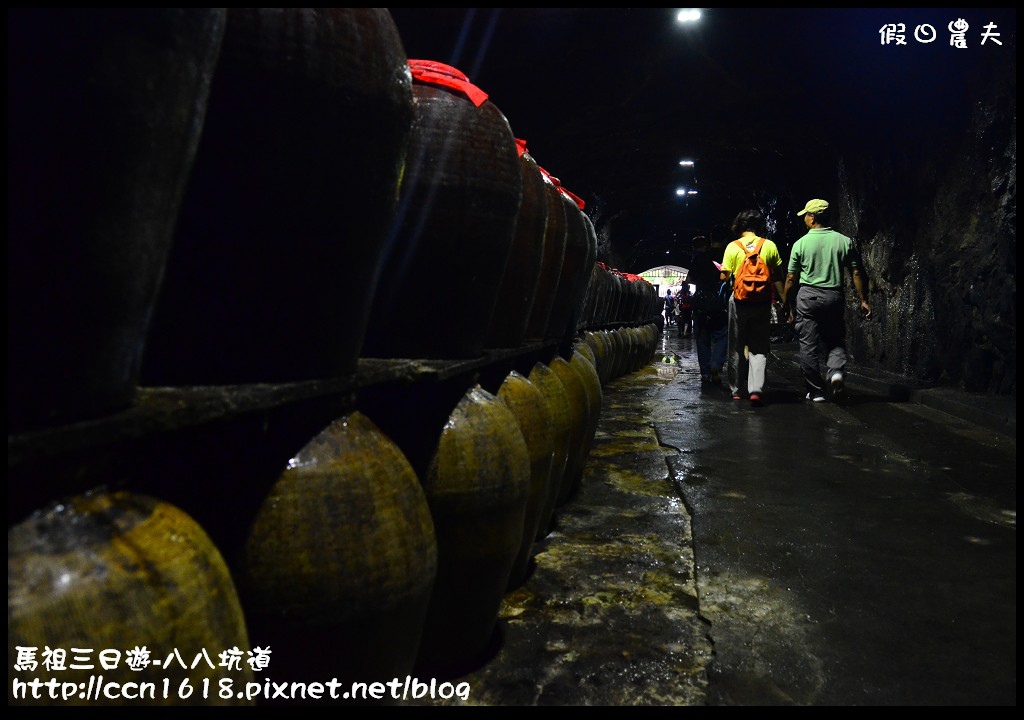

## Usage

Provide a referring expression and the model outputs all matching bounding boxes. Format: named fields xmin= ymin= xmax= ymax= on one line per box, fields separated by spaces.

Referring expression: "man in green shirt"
xmin=783 ymin=199 xmax=872 ymax=403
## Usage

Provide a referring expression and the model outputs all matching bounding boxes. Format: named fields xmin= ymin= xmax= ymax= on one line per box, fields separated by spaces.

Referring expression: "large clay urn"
xmin=361 ymin=60 xmax=522 ymax=360
xmin=241 ymin=412 xmax=437 ymax=702
xmin=581 ymin=261 xmax=609 ymax=328
xmin=142 ymin=8 xmax=413 ymax=385
xmin=637 ymin=277 xmax=658 ymax=323
xmin=609 ymin=270 xmax=628 ymax=324
xmin=8 ymin=9 xmax=226 ymax=432
xmin=566 ymin=348 xmax=603 ymax=500
xmin=603 ymin=265 xmax=621 ymax=325
xmin=497 ymin=370 xmax=556 ymax=591
xmin=523 ymin=170 xmax=568 ymax=343
xmin=527 ymin=361 xmax=574 ymax=539
xmin=621 ymin=327 xmax=640 ymax=375
xmin=543 ymin=179 xmax=593 ymax=343
xmin=485 ymin=140 xmax=549 ymax=350
xmin=640 ymin=323 xmax=660 ymax=366
xmin=584 ymin=329 xmax=613 ymax=387
xmin=414 ymin=385 xmax=530 ymax=678
xmin=568 ymin=213 xmax=600 ymax=335
xmin=9 ymin=491 xmax=253 ymax=706
xmin=549 ymin=355 xmax=591 ymax=508
xmin=574 ymin=337 xmax=599 ymax=372
xmin=607 ymin=327 xmax=628 ymax=381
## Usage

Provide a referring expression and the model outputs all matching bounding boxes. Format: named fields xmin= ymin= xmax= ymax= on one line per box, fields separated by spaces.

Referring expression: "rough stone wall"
xmin=836 ymin=61 xmax=1015 ymax=395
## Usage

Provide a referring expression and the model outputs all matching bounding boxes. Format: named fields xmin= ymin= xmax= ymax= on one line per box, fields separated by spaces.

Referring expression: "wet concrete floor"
xmin=412 ymin=329 xmax=1016 ymax=706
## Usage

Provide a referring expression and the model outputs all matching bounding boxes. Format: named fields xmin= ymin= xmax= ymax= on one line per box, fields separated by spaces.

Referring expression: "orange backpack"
xmin=731 ymin=237 xmax=772 ymax=303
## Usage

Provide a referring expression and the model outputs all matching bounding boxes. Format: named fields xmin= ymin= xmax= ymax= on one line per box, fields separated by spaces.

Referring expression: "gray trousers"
xmin=795 ymin=285 xmax=847 ymax=395
xmin=726 ymin=297 xmax=772 ymax=396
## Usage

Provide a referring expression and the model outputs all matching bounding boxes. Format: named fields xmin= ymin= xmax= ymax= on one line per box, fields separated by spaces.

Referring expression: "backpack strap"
xmin=738 ymin=237 xmax=765 ymax=256
xmin=733 ymin=237 xmax=765 ymax=257
xmin=731 ymin=237 xmax=767 ymax=275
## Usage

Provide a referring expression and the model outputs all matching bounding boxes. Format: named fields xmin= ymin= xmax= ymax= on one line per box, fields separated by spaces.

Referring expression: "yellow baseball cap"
xmin=797 ymin=199 xmax=829 ymax=216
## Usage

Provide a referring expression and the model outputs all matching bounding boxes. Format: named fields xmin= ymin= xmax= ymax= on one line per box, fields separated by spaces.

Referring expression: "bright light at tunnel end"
xmin=676 ymin=9 xmax=702 ymax=23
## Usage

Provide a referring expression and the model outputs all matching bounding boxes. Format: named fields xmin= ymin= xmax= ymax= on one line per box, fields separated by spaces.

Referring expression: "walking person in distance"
xmin=691 ymin=258 xmax=729 ymax=385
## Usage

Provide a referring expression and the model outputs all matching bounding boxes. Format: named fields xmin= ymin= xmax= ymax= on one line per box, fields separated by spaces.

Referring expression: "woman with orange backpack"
xmin=719 ymin=209 xmax=785 ymax=406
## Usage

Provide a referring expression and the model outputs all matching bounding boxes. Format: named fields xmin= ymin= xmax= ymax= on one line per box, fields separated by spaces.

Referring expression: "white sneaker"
xmin=805 ymin=392 xmax=826 ymax=403
xmin=830 ymin=372 xmax=846 ymax=402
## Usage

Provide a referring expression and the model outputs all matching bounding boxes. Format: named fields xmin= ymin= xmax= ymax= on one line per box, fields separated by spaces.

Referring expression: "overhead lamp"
xmin=676 ymin=9 xmax=701 ymax=23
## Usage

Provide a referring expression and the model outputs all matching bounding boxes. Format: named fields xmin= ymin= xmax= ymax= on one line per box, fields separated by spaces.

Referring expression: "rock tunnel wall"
xmin=834 ymin=60 xmax=1015 ymax=395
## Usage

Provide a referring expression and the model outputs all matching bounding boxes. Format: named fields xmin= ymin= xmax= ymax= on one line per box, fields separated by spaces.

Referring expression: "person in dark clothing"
xmin=675 ymin=285 xmax=694 ymax=337
xmin=663 ymin=289 xmax=676 ymax=327
xmin=691 ymin=257 xmax=729 ymax=384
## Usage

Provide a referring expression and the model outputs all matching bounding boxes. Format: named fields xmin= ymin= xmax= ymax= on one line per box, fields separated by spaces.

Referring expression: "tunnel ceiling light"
xmin=679 ymin=160 xmax=695 ymax=167
xmin=676 ymin=9 xmax=701 ymax=23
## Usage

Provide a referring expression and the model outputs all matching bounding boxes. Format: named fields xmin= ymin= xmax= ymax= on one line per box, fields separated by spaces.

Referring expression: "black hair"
xmin=730 ymin=209 xmax=764 ymax=236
